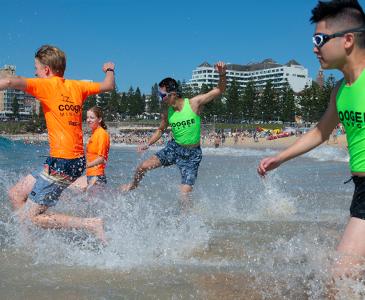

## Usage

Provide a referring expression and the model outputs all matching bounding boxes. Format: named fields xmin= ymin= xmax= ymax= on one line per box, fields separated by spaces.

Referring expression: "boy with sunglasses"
xmin=122 ymin=62 xmax=226 ymax=208
xmin=3 ymin=45 xmax=115 ymax=243
xmin=258 ymin=0 xmax=365 ymax=295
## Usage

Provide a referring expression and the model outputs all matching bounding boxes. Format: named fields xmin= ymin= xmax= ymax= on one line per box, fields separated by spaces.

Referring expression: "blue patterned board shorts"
xmin=155 ymin=140 xmax=202 ymax=186
xmin=29 ymin=156 xmax=86 ymax=207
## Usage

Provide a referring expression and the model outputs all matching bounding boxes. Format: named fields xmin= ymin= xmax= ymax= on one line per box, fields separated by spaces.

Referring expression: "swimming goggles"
xmin=313 ymin=26 xmax=365 ymax=48
xmin=158 ymin=90 xmax=174 ymax=101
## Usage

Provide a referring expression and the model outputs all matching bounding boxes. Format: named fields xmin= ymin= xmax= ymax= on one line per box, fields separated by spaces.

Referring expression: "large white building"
xmin=0 ymin=65 xmax=38 ymax=120
xmin=187 ymin=59 xmax=312 ymax=93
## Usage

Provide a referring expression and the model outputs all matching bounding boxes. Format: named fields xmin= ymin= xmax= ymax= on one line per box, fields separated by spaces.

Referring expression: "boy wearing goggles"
xmin=258 ymin=0 xmax=365 ymax=296
xmin=122 ymin=62 xmax=226 ymax=209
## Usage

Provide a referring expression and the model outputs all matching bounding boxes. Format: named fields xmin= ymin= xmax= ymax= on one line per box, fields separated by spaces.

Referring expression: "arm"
xmin=86 ymin=156 xmax=106 ymax=168
xmin=257 ymin=81 xmax=341 ymax=176
xmin=191 ymin=61 xmax=227 ymax=108
xmin=137 ymin=112 xmax=168 ymax=152
xmin=0 ymin=76 xmax=27 ymax=91
xmin=99 ymin=62 xmax=115 ymax=93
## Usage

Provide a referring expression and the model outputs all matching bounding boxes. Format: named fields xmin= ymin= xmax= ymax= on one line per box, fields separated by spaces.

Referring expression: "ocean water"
xmin=0 ymin=136 xmax=360 ymax=299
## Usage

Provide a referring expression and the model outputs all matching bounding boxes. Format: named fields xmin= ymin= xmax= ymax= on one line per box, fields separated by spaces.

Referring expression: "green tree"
xmin=126 ymin=86 xmax=134 ymax=116
xmin=199 ymin=84 xmax=225 ymax=122
xmin=132 ymin=87 xmax=144 ymax=116
xmin=298 ymin=83 xmax=319 ymax=122
xmin=315 ymin=75 xmax=336 ymax=121
xmin=149 ymin=83 xmax=160 ymax=113
xmin=258 ymin=80 xmax=278 ymax=122
xmin=12 ymin=96 xmax=20 ymax=120
xmin=225 ymin=79 xmax=242 ymax=122
xmin=241 ymin=80 xmax=256 ymax=121
xmin=106 ymin=89 xmax=121 ymax=120
xmin=97 ymin=92 xmax=110 ymax=112
xmin=119 ymin=92 xmax=128 ymax=116
xmin=279 ymin=80 xmax=296 ymax=122
xmin=126 ymin=86 xmax=145 ymax=117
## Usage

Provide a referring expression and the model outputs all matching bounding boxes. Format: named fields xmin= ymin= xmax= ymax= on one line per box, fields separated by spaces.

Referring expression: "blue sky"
xmin=2 ymin=0 xmax=364 ymax=93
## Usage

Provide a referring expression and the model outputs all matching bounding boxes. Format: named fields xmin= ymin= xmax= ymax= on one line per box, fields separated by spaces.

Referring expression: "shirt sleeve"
xmin=79 ymin=81 xmax=101 ymax=99
xmin=96 ymin=131 xmax=110 ymax=159
xmin=25 ymin=78 xmax=50 ymax=102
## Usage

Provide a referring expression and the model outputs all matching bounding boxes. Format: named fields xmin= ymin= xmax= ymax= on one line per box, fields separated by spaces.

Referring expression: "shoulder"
xmin=97 ymin=127 xmax=110 ymax=141
xmin=332 ymin=79 xmax=345 ymax=102
xmin=26 ymin=77 xmax=53 ymax=85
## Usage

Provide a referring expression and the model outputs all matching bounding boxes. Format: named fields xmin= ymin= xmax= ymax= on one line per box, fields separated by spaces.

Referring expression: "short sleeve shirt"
xmin=25 ymin=76 xmax=101 ymax=159
xmin=86 ymin=126 xmax=110 ymax=176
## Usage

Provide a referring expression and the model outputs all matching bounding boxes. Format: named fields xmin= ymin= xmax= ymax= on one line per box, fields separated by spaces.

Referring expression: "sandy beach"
xmin=1 ymin=131 xmax=348 ymax=150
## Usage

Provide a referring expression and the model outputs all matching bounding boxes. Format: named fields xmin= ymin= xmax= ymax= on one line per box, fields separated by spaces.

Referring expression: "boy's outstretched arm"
xmin=0 ymin=76 xmax=26 ymax=91
xmin=257 ymin=81 xmax=342 ymax=177
xmin=191 ymin=62 xmax=227 ymax=107
xmin=100 ymin=62 xmax=115 ymax=92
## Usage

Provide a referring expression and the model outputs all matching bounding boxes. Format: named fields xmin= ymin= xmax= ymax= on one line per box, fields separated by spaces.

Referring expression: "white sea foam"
xmin=304 ymin=145 xmax=349 ymax=162
xmin=202 ymin=146 xmax=277 ymax=157
xmin=10 ymin=191 xmax=210 ymax=270
xmin=0 ymin=143 xmax=359 ymax=299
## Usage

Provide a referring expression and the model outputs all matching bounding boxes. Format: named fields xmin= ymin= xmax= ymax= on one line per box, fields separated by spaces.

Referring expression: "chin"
xmin=319 ymin=61 xmax=332 ymax=70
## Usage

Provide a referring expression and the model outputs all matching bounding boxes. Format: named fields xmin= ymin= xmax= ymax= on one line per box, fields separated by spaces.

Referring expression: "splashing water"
xmin=0 ymin=140 xmax=362 ymax=299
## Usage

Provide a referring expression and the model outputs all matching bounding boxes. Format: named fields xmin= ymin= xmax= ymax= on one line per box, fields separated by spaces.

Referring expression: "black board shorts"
xmin=350 ymin=176 xmax=365 ymax=219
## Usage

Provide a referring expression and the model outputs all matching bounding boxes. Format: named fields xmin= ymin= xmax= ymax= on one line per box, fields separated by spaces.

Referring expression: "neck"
xmin=340 ymin=50 xmax=365 ymax=84
xmin=44 ymin=73 xmax=57 ymax=79
xmin=171 ymin=97 xmax=184 ymax=111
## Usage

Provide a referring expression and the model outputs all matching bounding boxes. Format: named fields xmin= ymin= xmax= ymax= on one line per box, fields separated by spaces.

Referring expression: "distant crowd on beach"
xmin=5 ymin=123 xmax=347 ymax=149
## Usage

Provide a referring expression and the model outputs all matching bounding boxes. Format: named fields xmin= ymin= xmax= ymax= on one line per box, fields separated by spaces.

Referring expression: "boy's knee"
xmin=8 ymin=186 xmax=26 ymax=209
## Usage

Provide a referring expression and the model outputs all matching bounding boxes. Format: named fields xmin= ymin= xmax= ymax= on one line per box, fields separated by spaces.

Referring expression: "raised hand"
xmin=102 ymin=62 xmax=115 ymax=73
xmin=215 ymin=61 xmax=226 ymax=75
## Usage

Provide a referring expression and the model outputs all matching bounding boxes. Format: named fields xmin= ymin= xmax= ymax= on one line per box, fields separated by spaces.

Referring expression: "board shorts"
xmin=350 ymin=176 xmax=365 ymax=220
xmin=29 ymin=156 xmax=86 ymax=207
xmin=155 ymin=140 xmax=202 ymax=186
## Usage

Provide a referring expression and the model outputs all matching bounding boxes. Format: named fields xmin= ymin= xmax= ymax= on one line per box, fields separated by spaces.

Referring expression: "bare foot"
xmin=88 ymin=218 xmax=107 ymax=245
xmin=120 ymin=183 xmax=137 ymax=192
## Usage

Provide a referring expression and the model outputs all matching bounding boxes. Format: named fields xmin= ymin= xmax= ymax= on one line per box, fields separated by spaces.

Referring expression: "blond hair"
xmin=35 ymin=45 xmax=66 ymax=76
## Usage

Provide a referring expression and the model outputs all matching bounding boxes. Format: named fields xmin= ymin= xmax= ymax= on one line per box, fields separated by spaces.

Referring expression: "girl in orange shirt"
xmin=86 ymin=106 xmax=110 ymax=190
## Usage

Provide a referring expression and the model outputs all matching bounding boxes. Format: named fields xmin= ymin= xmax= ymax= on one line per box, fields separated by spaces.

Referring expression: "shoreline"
xmin=0 ymin=133 xmax=348 ymax=150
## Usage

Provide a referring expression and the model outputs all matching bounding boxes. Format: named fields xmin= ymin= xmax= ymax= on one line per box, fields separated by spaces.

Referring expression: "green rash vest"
xmin=337 ymin=69 xmax=365 ymax=172
xmin=168 ymin=98 xmax=201 ymax=145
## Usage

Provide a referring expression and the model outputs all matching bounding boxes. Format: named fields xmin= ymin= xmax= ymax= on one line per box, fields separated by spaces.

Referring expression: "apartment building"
xmin=187 ymin=59 xmax=312 ymax=93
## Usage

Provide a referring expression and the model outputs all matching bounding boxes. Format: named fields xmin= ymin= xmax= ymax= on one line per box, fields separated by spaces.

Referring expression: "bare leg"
xmin=21 ymin=201 xmax=106 ymax=244
xmin=326 ymin=217 xmax=365 ymax=299
xmin=8 ymin=175 xmax=36 ymax=210
xmin=121 ymin=155 xmax=161 ymax=191
xmin=180 ymin=184 xmax=193 ymax=213
xmin=67 ymin=175 xmax=87 ymax=193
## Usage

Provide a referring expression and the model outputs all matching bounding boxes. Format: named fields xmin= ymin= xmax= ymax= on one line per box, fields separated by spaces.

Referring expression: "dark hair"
xmin=158 ymin=77 xmax=182 ymax=97
xmin=88 ymin=106 xmax=107 ymax=129
xmin=311 ymin=0 xmax=365 ymax=48
xmin=35 ymin=45 xmax=66 ymax=76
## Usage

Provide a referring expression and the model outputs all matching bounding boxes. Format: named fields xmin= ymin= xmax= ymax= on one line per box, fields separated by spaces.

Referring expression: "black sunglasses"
xmin=312 ymin=26 xmax=365 ymax=48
